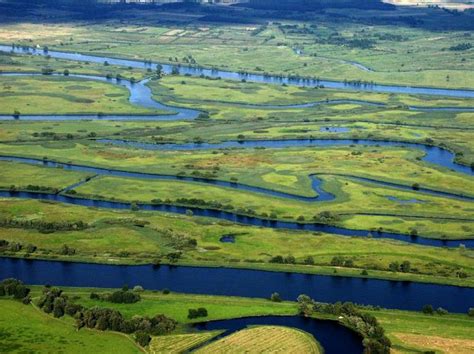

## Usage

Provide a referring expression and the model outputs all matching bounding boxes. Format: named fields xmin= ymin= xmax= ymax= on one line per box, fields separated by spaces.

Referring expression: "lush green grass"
xmin=151 ymin=75 xmax=474 ymax=108
xmin=66 ymin=290 xmax=298 ymax=323
xmin=0 ymin=160 xmax=93 ymax=192
xmin=0 ymin=75 xmax=165 ymax=115
xmin=369 ymin=309 xmax=474 ymax=353
xmin=195 ymin=326 xmax=321 ymax=354
xmin=1 ymin=199 xmax=474 ymax=287
xmin=0 ymin=298 xmax=141 ymax=353
xmin=0 ymin=50 xmax=148 ymax=81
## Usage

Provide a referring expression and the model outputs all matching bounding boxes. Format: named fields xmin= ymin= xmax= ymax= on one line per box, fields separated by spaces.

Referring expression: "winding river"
xmin=0 ymin=73 xmax=473 ymax=246
xmin=2 ymin=44 xmax=474 ymax=98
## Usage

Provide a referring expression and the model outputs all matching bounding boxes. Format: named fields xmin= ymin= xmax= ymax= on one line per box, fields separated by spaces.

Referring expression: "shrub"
xmin=270 ymin=292 xmax=282 ymax=302
xmin=422 ymin=304 xmax=434 ymax=315
xmin=187 ymin=307 xmax=208 ymax=319
xmin=135 ymin=331 xmax=151 ymax=347
xmin=107 ymin=290 xmax=141 ymax=304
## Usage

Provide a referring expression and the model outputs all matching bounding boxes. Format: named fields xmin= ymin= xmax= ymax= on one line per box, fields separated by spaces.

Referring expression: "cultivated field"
xmin=195 ymin=326 xmax=320 ymax=354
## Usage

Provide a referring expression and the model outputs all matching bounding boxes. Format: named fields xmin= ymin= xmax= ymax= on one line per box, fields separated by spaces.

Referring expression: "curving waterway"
xmin=2 ymin=44 xmax=474 ymax=98
xmin=1 ymin=72 xmax=473 ymax=245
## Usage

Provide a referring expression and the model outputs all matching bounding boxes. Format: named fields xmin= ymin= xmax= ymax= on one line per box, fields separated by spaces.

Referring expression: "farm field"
xmin=0 ymin=1 xmax=473 ymax=353
xmin=195 ymin=326 xmax=321 ymax=354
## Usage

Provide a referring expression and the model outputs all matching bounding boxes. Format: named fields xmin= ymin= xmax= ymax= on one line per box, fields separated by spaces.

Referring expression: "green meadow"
xmin=0 ymin=298 xmax=142 ymax=353
xmin=1 ymin=199 xmax=473 ymax=287
xmin=2 ymin=12 xmax=473 ymax=89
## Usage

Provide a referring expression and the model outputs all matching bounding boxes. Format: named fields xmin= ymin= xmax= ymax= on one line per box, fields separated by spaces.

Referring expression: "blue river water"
xmin=0 ymin=257 xmax=473 ymax=313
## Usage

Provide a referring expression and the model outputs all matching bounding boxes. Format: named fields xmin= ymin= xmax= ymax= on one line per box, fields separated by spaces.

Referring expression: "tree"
xmin=400 ymin=261 xmax=411 ymax=273
xmin=303 ymin=256 xmax=314 ymax=265
xmin=468 ymin=308 xmax=474 ymax=317
xmin=422 ymin=304 xmax=434 ymax=315
xmin=63 ymin=69 xmax=70 ymax=76
xmin=13 ymin=110 xmax=20 ymax=119
xmin=270 ymin=292 xmax=282 ymax=302
xmin=135 ymin=331 xmax=151 ymax=347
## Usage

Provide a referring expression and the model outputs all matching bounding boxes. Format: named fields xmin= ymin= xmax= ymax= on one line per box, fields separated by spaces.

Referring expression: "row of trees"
xmin=0 ymin=218 xmax=88 ymax=232
xmin=90 ymin=287 xmax=141 ymax=304
xmin=36 ymin=285 xmax=176 ymax=345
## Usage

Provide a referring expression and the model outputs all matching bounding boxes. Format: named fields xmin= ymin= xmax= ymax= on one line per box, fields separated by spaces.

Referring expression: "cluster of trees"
xmin=448 ymin=43 xmax=472 ymax=51
xmin=187 ymin=307 xmax=208 ymax=319
xmin=0 ymin=239 xmax=37 ymax=254
xmin=60 ymin=244 xmax=76 ymax=255
xmin=313 ymin=211 xmax=340 ymax=224
xmin=76 ymin=308 xmax=177 ymax=337
xmin=269 ymin=255 xmax=296 ymax=264
xmin=331 ymin=256 xmax=355 ymax=267
xmin=297 ymin=296 xmax=391 ymax=354
xmin=170 ymin=197 xmax=234 ymax=212
xmin=388 ymin=261 xmax=412 ymax=273
xmin=38 ymin=287 xmax=81 ymax=318
xmin=0 ymin=218 xmax=88 ymax=233
xmin=421 ymin=304 xmax=449 ymax=316
xmin=36 ymin=285 xmax=176 ymax=342
xmin=90 ymin=286 xmax=141 ymax=304
xmin=8 ymin=184 xmax=58 ymax=194
xmin=0 ymin=278 xmax=31 ymax=303
xmin=269 ymin=255 xmax=315 ymax=265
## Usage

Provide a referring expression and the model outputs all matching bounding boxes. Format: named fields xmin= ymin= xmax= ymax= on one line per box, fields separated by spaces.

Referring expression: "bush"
xmin=135 ymin=331 xmax=151 ymax=347
xmin=187 ymin=307 xmax=208 ymax=319
xmin=468 ymin=308 xmax=474 ymax=317
xmin=422 ymin=304 xmax=434 ymax=315
xmin=436 ymin=307 xmax=448 ymax=315
xmin=107 ymin=290 xmax=141 ymax=304
xmin=0 ymin=278 xmax=30 ymax=301
xmin=270 ymin=292 xmax=282 ymax=302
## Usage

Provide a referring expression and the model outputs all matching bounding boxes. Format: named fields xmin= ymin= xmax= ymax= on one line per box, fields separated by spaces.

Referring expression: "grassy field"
xmin=0 ymin=298 xmax=141 ymax=353
xmin=195 ymin=326 xmax=321 ymax=354
xmin=0 ymin=75 xmax=164 ymax=115
xmin=370 ymin=309 xmax=474 ymax=353
xmin=1 ymin=199 xmax=474 ymax=287
xmin=0 ymin=50 xmax=148 ymax=81
xmin=63 ymin=290 xmax=298 ymax=324
xmin=151 ymin=75 xmax=474 ymax=108
xmin=0 ymin=160 xmax=93 ymax=192
xmin=1 ymin=14 xmax=473 ymax=89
